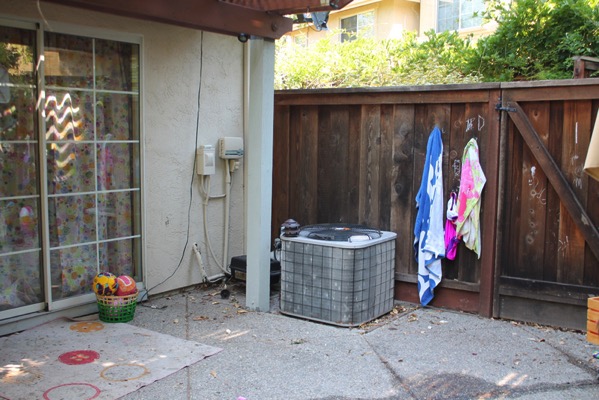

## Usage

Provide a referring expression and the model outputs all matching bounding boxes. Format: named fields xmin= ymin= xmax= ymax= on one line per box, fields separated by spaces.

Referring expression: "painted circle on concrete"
xmin=100 ymin=363 xmax=149 ymax=382
xmin=58 ymin=350 xmax=100 ymax=365
xmin=69 ymin=321 xmax=104 ymax=333
xmin=42 ymin=382 xmax=101 ymax=400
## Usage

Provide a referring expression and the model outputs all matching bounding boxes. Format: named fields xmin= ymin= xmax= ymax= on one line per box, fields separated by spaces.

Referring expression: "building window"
xmin=437 ymin=0 xmax=485 ymax=32
xmin=0 ymin=23 xmax=141 ymax=317
xmin=341 ymin=11 xmax=375 ymax=43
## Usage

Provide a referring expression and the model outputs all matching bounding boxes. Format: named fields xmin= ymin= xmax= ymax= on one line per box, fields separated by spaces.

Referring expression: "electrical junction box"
xmin=196 ymin=145 xmax=215 ymax=175
xmin=219 ymin=137 xmax=244 ymax=159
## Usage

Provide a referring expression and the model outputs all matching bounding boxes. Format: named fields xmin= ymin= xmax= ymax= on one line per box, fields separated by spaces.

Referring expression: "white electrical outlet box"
xmin=218 ymin=137 xmax=244 ymax=159
xmin=196 ymin=145 xmax=215 ymax=175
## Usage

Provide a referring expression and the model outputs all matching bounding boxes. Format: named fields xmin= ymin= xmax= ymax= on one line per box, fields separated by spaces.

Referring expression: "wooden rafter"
xmin=221 ymin=0 xmax=353 ymax=13
xmin=42 ymin=0 xmax=294 ymax=39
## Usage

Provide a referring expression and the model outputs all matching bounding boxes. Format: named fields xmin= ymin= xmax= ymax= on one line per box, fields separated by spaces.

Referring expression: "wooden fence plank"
xmin=289 ymin=106 xmax=319 ymax=226
xmin=457 ymin=101 xmax=486 ymax=284
xmin=543 ymin=101 xmax=564 ymax=282
xmin=585 ymin=102 xmax=599 ymax=286
xmin=520 ymin=102 xmax=550 ymax=281
xmin=444 ymin=103 xmax=465 ymax=281
xmin=275 ymin=89 xmax=493 ymax=106
xmin=411 ymin=105 xmax=428 ymax=276
xmin=479 ymin=88 xmax=502 ymax=317
xmin=323 ymin=106 xmax=352 ymax=224
xmin=500 ymin=80 xmax=599 ymax=102
xmin=317 ymin=107 xmax=338 ymax=223
xmin=504 ymin=111 xmax=524 ymax=278
xmin=558 ymin=100 xmax=592 ymax=284
xmin=359 ymin=104 xmax=381 ymax=227
xmin=347 ymin=105 xmax=362 ymax=223
xmin=287 ymin=105 xmax=303 ymax=223
xmin=379 ymin=105 xmax=394 ymax=231
xmin=390 ymin=104 xmax=415 ymax=278
xmin=271 ymin=105 xmax=290 ymax=239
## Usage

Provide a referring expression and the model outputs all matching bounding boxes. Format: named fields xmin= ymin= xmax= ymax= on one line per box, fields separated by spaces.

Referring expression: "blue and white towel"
xmin=413 ymin=126 xmax=445 ymax=306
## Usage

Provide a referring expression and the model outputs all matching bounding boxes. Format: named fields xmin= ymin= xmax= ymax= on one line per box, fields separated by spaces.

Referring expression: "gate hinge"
xmin=495 ymin=103 xmax=516 ymax=112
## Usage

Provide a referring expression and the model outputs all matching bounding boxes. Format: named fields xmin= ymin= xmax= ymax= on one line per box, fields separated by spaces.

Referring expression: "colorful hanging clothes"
xmin=455 ymin=138 xmax=486 ymax=258
xmin=444 ymin=192 xmax=459 ymax=260
xmin=413 ymin=126 xmax=445 ymax=306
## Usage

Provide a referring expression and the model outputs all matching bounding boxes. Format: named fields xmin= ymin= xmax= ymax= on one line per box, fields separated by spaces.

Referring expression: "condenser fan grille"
xmin=298 ymin=224 xmax=382 ymax=242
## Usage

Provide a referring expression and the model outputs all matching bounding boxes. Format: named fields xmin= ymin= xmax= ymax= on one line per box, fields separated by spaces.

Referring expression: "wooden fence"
xmin=272 ymin=79 xmax=599 ymax=329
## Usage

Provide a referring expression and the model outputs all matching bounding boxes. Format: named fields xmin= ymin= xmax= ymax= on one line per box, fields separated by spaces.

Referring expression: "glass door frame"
xmin=0 ymin=17 xmax=144 ymax=320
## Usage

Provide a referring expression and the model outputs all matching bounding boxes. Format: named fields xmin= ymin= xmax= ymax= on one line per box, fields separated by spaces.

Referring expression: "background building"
xmin=285 ymin=0 xmax=499 ymax=45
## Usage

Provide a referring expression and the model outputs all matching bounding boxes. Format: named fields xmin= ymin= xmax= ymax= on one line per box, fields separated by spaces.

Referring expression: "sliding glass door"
xmin=0 ymin=21 xmax=142 ymax=319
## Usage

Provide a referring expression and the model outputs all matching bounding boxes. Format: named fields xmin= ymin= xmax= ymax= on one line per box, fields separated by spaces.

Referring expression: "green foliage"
xmin=469 ymin=0 xmax=599 ymax=81
xmin=275 ymin=0 xmax=599 ymax=88
xmin=275 ymin=30 xmax=481 ymax=89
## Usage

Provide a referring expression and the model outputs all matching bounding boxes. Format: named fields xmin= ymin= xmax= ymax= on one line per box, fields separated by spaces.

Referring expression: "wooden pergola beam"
xmin=42 ymin=0 xmax=294 ymax=39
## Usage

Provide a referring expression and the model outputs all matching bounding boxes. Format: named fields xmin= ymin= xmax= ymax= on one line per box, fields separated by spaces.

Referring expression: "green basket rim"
xmin=96 ymin=295 xmax=138 ymax=323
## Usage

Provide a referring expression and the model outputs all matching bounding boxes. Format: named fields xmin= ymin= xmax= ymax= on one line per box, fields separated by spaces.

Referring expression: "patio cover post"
xmin=245 ymin=37 xmax=274 ymax=311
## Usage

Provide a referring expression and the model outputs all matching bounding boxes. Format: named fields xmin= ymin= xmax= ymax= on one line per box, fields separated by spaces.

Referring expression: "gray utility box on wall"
xmin=280 ymin=224 xmax=397 ymax=327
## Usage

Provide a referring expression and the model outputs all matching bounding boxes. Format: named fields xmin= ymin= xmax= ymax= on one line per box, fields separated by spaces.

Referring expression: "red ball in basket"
xmin=116 ymin=275 xmax=137 ymax=296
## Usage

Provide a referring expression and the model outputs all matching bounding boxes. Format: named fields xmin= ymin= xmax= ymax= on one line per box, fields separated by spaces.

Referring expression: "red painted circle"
xmin=43 ymin=382 xmax=101 ymax=400
xmin=58 ymin=350 xmax=100 ymax=365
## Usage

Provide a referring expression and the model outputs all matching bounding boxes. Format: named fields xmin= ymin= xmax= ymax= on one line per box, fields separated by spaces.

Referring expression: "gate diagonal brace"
xmin=505 ymin=100 xmax=599 ymax=262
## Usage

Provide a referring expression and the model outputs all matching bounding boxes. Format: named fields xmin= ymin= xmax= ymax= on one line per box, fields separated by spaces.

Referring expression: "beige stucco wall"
xmin=0 ymin=1 xmax=245 ymax=298
xmin=287 ymin=0 xmax=420 ymax=44
xmin=286 ymin=0 xmax=497 ymax=44
xmin=419 ymin=0 xmax=437 ymax=36
xmin=366 ymin=0 xmax=420 ymax=39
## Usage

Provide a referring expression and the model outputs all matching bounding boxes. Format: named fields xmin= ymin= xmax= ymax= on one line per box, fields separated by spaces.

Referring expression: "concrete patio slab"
xmin=120 ymin=283 xmax=599 ymax=400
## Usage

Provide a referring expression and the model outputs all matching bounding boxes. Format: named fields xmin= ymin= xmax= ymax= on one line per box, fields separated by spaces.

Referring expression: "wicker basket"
xmin=96 ymin=292 xmax=138 ymax=323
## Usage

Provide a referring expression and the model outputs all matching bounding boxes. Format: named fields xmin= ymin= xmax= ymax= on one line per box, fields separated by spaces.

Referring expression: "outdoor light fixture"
xmin=329 ymin=0 xmax=340 ymax=9
xmin=237 ymin=33 xmax=249 ymax=43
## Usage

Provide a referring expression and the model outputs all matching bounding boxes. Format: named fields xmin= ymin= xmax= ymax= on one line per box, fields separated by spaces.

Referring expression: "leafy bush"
xmin=471 ymin=0 xmax=599 ymax=81
xmin=275 ymin=30 xmax=481 ymax=89
xmin=275 ymin=0 xmax=599 ymax=88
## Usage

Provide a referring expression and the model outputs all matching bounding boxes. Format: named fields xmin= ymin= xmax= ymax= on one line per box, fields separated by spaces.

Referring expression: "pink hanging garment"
xmin=455 ymin=138 xmax=486 ymax=258
xmin=444 ymin=191 xmax=459 ymax=260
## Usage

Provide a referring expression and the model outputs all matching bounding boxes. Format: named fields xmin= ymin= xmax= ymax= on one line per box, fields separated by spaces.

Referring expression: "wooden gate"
xmin=496 ymin=81 xmax=599 ymax=329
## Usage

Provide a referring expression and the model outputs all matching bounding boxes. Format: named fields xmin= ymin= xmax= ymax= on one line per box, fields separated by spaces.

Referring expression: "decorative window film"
xmin=0 ymin=24 xmax=141 ymax=313
xmin=0 ymin=25 xmax=42 ymax=313
xmin=437 ymin=0 xmax=485 ymax=32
